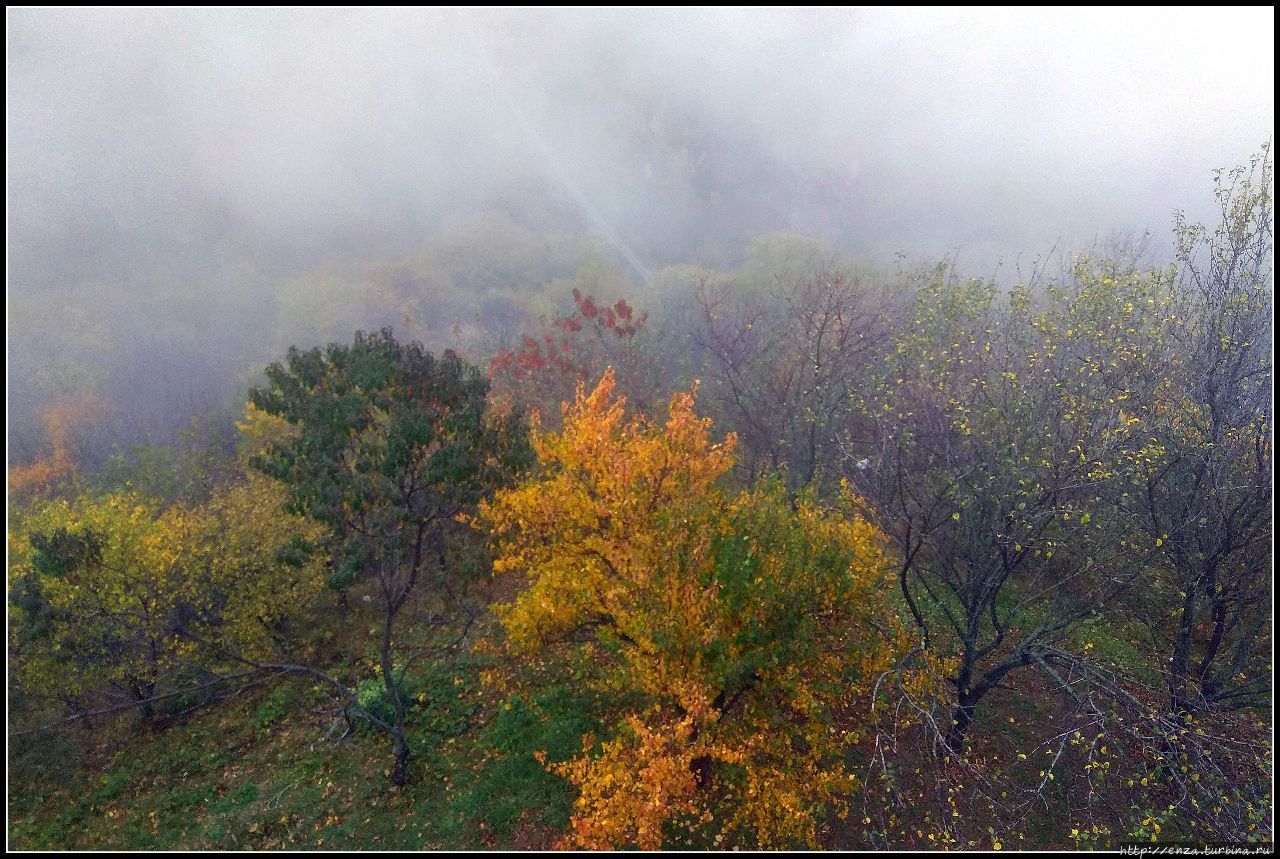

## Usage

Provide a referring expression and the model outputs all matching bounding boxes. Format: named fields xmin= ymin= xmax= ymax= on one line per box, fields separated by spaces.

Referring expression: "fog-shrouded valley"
xmin=7 ymin=7 xmax=1274 ymax=852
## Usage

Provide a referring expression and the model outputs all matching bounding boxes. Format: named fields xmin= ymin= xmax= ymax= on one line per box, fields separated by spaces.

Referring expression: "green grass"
xmin=9 ymin=595 xmax=1255 ymax=851
xmin=1066 ymin=610 xmax=1162 ymax=685
xmin=442 ymin=684 xmax=602 ymax=843
xmin=7 ymin=656 xmax=597 ymax=850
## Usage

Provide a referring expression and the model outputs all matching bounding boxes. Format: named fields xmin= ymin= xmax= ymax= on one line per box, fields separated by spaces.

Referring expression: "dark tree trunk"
xmin=1168 ymin=584 xmax=1198 ymax=714
xmin=690 ymin=754 xmax=713 ymax=788
xmin=685 ymin=689 xmax=732 ymax=789
xmin=945 ymin=652 xmax=1031 ymax=752
xmin=391 ymin=731 xmax=410 ymax=787
xmin=945 ymin=693 xmax=976 ymax=753
xmin=132 ymin=680 xmax=157 ymax=727
xmin=380 ymin=599 xmax=410 ymax=787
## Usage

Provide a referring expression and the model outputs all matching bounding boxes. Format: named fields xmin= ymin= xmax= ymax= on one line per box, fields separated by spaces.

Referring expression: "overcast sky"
xmin=6 ymin=7 xmax=1274 ymax=463
xmin=8 ymin=7 xmax=1274 ymax=285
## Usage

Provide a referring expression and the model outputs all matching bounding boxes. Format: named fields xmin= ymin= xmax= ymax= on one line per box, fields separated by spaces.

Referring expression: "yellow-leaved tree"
xmin=8 ymin=403 xmax=328 ymax=729
xmin=477 ymin=368 xmax=913 ymax=848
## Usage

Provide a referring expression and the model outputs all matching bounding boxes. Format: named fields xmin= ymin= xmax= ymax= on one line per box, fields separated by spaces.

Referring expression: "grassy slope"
xmin=9 ymin=595 xmax=1270 ymax=850
xmin=8 ymin=654 xmax=604 ymax=851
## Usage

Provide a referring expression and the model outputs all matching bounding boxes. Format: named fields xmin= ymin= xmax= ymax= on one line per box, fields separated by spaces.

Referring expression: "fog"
xmin=6 ymin=7 xmax=1274 ymax=463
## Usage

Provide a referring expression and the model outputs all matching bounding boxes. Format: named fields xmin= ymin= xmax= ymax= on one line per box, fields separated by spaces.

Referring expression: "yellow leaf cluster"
xmin=478 ymin=369 xmax=913 ymax=848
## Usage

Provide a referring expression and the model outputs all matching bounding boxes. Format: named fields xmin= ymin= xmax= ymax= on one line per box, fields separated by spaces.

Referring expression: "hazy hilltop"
xmin=8 ymin=10 xmax=1273 ymax=442
xmin=10 ymin=8 xmax=1274 ymax=280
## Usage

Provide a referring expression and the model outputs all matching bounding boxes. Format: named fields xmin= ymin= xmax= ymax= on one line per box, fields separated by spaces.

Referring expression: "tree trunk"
xmin=391 ymin=731 xmax=410 ymax=787
xmin=685 ymin=689 xmax=731 ymax=789
xmin=945 ymin=652 xmax=1030 ymax=752
xmin=380 ymin=600 xmax=410 ymax=787
xmin=1168 ymin=585 xmax=1198 ymax=714
xmin=945 ymin=694 xmax=975 ymax=753
xmin=132 ymin=680 xmax=156 ymax=728
xmin=690 ymin=754 xmax=713 ymax=788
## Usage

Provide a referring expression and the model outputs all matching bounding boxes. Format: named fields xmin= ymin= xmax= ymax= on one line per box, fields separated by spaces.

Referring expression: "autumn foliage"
xmin=8 ymin=467 xmax=326 ymax=720
xmin=487 ymin=290 xmax=651 ymax=427
xmin=8 ymin=393 xmax=102 ymax=496
xmin=489 ymin=289 xmax=645 ymax=381
xmin=478 ymin=368 xmax=913 ymax=848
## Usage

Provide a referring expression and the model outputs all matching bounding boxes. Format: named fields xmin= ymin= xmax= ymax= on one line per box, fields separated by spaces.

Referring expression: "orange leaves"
xmin=478 ymin=368 xmax=912 ymax=848
xmin=555 ymin=713 xmax=701 ymax=851
xmin=478 ymin=368 xmax=735 ymax=655
xmin=8 ymin=393 xmax=102 ymax=496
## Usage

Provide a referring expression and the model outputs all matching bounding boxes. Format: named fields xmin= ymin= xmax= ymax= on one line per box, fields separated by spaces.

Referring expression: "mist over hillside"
xmin=7 ymin=7 xmax=1274 ymax=463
